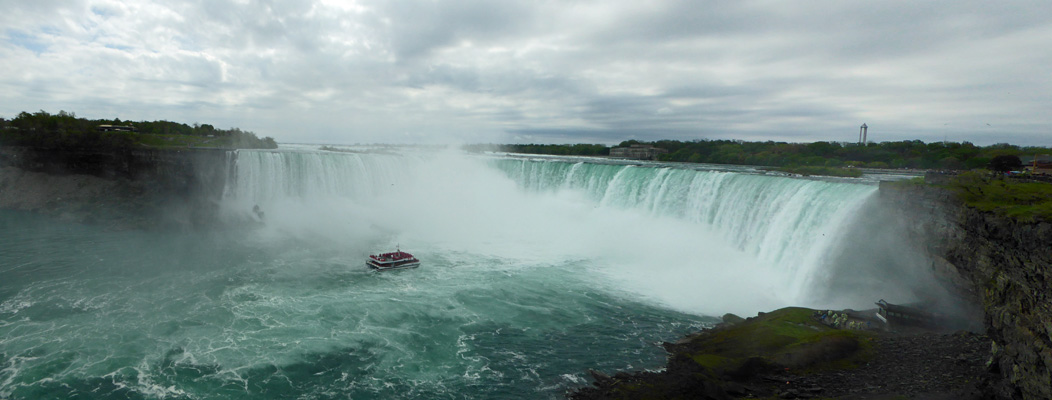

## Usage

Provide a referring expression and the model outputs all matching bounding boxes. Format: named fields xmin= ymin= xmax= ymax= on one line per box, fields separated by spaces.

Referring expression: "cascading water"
xmin=1 ymin=146 xmax=936 ymax=399
xmin=490 ymin=157 xmax=880 ymax=306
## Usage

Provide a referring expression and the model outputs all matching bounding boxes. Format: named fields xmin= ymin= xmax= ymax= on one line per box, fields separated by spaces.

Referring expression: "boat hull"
xmin=367 ymin=260 xmax=421 ymax=271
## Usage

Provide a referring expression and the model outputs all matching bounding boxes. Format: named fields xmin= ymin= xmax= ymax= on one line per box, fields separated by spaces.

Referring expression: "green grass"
xmin=948 ymin=172 xmax=1052 ymax=222
xmin=573 ymin=308 xmax=875 ymax=399
xmin=681 ymin=307 xmax=874 ymax=375
xmin=690 ymin=353 xmax=732 ymax=370
xmin=885 ymin=176 xmax=926 ymax=186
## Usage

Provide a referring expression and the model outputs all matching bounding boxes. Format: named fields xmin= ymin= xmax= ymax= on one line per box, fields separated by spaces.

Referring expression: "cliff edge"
xmin=0 ymin=146 xmax=233 ymax=229
xmin=881 ymin=182 xmax=1052 ymax=400
xmin=571 ymin=181 xmax=1050 ymax=399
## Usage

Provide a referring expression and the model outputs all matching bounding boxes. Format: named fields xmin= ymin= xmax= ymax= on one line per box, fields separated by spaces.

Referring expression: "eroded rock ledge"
xmin=881 ymin=183 xmax=1052 ymax=400
xmin=0 ymin=146 xmax=232 ymax=229
xmin=570 ymin=307 xmax=995 ymax=399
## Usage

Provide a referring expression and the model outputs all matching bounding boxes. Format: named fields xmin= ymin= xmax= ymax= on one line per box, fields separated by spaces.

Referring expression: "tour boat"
xmin=367 ymin=248 xmax=420 ymax=271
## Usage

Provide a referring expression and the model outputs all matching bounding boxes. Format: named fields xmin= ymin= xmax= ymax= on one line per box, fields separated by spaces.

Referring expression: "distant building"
xmin=97 ymin=125 xmax=137 ymax=132
xmin=609 ymin=144 xmax=668 ymax=160
xmin=1021 ymin=155 xmax=1052 ymax=175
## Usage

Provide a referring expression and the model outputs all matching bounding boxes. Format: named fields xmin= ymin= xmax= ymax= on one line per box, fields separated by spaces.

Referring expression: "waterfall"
xmin=0 ymin=147 xmax=946 ymax=400
xmin=225 ymin=149 xmax=414 ymax=205
xmin=223 ymin=148 xmax=908 ymax=313
xmin=492 ymin=158 xmax=877 ymax=286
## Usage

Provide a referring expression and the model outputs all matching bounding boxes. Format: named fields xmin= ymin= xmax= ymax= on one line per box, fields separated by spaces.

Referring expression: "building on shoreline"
xmin=1021 ymin=155 xmax=1052 ymax=175
xmin=96 ymin=125 xmax=137 ymax=132
xmin=609 ymin=144 xmax=668 ymax=160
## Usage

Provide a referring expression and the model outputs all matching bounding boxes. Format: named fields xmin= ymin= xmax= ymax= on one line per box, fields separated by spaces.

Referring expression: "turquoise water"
xmin=1 ymin=148 xmax=895 ymax=399
xmin=0 ymin=210 xmax=713 ymax=399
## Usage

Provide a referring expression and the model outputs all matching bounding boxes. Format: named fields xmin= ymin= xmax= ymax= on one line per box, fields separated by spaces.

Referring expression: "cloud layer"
xmin=1 ymin=0 xmax=1049 ymax=145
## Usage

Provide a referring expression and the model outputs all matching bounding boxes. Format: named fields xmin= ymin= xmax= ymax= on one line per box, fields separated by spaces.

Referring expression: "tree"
xmin=988 ymin=155 xmax=1023 ymax=173
xmin=938 ymin=156 xmax=965 ymax=170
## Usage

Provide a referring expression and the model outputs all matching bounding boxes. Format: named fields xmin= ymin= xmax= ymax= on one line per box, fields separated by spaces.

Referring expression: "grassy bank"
xmin=947 ymin=172 xmax=1052 ymax=222
xmin=675 ymin=308 xmax=874 ymax=376
xmin=884 ymin=172 xmax=1052 ymax=222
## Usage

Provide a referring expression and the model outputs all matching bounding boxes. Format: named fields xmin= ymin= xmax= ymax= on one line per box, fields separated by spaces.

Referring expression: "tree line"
xmin=641 ymin=139 xmax=1049 ymax=170
xmin=465 ymin=139 xmax=1050 ymax=171
xmin=0 ymin=110 xmax=277 ymax=150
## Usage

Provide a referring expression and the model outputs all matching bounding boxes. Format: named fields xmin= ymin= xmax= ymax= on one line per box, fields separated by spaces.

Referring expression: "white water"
xmin=2 ymin=145 xmax=945 ymax=399
xmin=225 ymin=147 xmax=878 ymax=315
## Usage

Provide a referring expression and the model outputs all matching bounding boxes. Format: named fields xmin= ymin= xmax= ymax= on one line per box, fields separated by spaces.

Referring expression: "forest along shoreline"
xmin=0 ymin=111 xmax=279 ymax=228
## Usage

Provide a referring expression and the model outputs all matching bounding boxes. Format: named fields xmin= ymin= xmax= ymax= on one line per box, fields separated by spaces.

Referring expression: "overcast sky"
xmin=1 ymin=1 xmax=1049 ymax=145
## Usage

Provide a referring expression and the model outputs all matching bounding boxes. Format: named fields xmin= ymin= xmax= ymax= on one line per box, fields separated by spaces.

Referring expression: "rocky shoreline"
xmin=0 ymin=166 xmax=152 ymax=228
xmin=881 ymin=182 xmax=1051 ymax=399
xmin=571 ymin=180 xmax=1052 ymax=400
xmin=570 ymin=308 xmax=998 ymax=400
xmin=783 ymin=331 xmax=993 ymax=399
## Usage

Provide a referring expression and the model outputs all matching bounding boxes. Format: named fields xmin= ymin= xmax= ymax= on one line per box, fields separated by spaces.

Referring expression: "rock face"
xmin=0 ymin=146 xmax=233 ymax=228
xmin=880 ymin=182 xmax=1052 ymax=400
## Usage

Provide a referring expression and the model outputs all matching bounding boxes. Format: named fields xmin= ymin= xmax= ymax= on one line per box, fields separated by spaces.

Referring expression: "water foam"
xmin=225 ymin=148 xmax=877 ymax=314
xmin=0 ymin=148 xmax=942 ymax=399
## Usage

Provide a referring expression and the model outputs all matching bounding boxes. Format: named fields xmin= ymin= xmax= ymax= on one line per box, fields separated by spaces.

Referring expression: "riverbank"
xmin=569 ymin=307 xmax=996 ymax=399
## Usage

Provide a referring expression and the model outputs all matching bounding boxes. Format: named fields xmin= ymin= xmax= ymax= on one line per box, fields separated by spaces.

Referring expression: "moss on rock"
xmin=571 ymin=307 xmax=875 ymax=399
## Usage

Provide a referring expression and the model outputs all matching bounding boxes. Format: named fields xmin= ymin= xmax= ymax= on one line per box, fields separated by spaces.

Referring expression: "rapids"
xmin=0 ymin=146 xmax=936 ymax=399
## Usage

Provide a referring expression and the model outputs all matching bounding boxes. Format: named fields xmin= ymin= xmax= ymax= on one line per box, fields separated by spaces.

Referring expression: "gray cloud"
xmin=366 ymin=0 xmax=539 ymax=62
xmin=0 ymin=0 xmax=1049 ymax=145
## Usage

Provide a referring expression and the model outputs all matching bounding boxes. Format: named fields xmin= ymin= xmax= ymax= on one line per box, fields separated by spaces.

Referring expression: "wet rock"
xmin=723 ymin=381 xmax=747 ymax=396
xmin=588 ymin=369 xmax=611 ymax=385
xmin=722 ymin=313 xmax=745 ymax=325
xmin=0 ymin=147 xmax=232 ymax=230
xmin=882 ymin=184 xmax=1052 ymax=399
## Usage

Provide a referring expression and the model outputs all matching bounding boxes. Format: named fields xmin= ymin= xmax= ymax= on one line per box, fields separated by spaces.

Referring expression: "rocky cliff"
xmin=880 ymin=182 xmax=1052 ymax=400
xmin=572 ymin=182 xmax=1049 ymax=399
xmin=0 ymin=146 xmax=233 ymax=228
